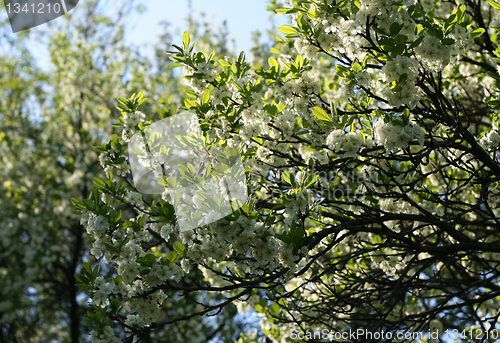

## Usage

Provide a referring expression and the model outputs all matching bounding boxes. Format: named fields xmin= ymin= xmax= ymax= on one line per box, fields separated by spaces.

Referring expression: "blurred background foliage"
xmin=0 ymin=0 xmax=274 ymax=341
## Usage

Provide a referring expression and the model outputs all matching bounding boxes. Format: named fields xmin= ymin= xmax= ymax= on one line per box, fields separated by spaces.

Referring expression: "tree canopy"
xmin=4 ymin=0 xmax=500 ymax=342
xmin=76 ymin=0 xmax=500 ymax=341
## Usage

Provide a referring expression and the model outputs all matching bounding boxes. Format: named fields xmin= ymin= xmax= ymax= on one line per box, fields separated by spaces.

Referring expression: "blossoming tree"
xmin=77 ymin=0 xmax=500 ymax=342
xmin=1 ymin=1 xmax=249 ymax=341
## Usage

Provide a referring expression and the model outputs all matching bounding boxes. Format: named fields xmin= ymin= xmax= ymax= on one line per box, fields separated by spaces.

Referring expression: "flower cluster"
xmin=449 ymin=24 xmax=475 ymax=59
xmin=124 ymin=291 xmax=166 ymax=328
xmin=182 ymin=62 xmax=218 ymax=92
xmin=195 ymin=61 xmax=218 ymax=82
xmin=479 ymin=128 xmax=500 ymax=151
xmin=98 ymin=145 xmax=130 ymax=177
xmin=415 ymin=36 xmax=452 ymax=72
xmin=381 ymin=55 xmax=422 ymax=108
xmin=121 ymin=110 xmax=146 ymax=142
xmin=80 ymin=211 xmax=110 ymax=260
xmin=294 ymin=38 xmax=318 ymax=60
xmin=374 ymin=119 xmax=425 ymax=151
xmin=90 ymin=327 xmax=121 ymax=343
xmin=210 ymin=82 xmax=235 ymax=104
xmin=370 ymin=248 xmax=408 ymax=277
xmin=326 ymin=130 xmax=364 ymax=157
xmin=93 ymin=276 xmax=118 ymax=308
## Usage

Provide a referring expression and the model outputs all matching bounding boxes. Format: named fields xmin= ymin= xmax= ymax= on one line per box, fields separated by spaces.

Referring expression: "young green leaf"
xmin=201 ymin=89 xmax=210 ymax=105
xmin=275 ymin=8 xmax=296 ymax=14
xmin=278 ymin=25 xmax=299 ymax=35
xmin=489 ymin=0 xmax=500 ymax=10
xmin=470 ymin=27 xmax=486 ymax=39
xmin=268 ymin=57 xmax=279 ymax=71
xmin=182 ymin=31 xmax=190 ymax=49
xmin=312 ymin=106 xmax=333 ymax=123
xmin=307 ymin=10 xmax=320 ymax=19
xmin=173 ymin=242 xmax=186 ymax=254
xmin=93 ymin=177 xmax=106 ymax=189
xmin=352 ymin=62 xmax=362 ymax=73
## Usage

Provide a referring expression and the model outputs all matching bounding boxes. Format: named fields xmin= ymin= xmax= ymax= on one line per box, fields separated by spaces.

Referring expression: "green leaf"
xmin=412 ymin=9 xmax=426 ymax=18
xmin=201 ymin=89 xmax=210 ymax=105
xmin=92 ymin=265 xmax=101 ymax=279
xmin=93 ymin=177 xmax=106 ymax=189
xmin=173 ymin=242 xmax=186 ymax=254
xmin=394 ymin=34 xmax=408 ymax=45
xmin=110 ymin=134 xmax=120 ymax=146
xmin=218 ymin=59 xmax=231 ymax=68
xmin=444 ymin=13 xmax=458 ymax=35
xmin=278 ymin=298 xmax=288 ymax=307
xmin=352 ymin=62 xmax=362 ymax=73
xmin=278 ymin=103 xmax=287 ymax=113
xmin=75 ymin=274 xmax=88 ymax=284
xmin=373 ymin=235 xmax=384 ymax=244
xmin=183 ymin=31 xmax=190 ymax=49
xmin=268 ymin=57 xmax=279 ymax=71
xmin=71 ymin=198 xmax=85 ymax=210
xmin=304 ymin=174 xmax=318 ymax=188
xmin=441 ymin=38 xmax=455 ymax=45
xmin=307 ymin=10 xmax=320 ymax=19
xmin=137 ymin=253 xmax=156 ymax=267
xmin=83 ymin=199 xmax=98 ymax=212
xmin=335 ymin=65 xmax=350 ymax=77
xmin=457 ymin=5 xmax=467 ymax=23
xmin=185 ymin=98 xmax=199 ymax=109
xmin=390 ymin=22 xmax=403 ymax=36
xmin=275 ymin=8 xmax=296 ymax=14
xmin=487 ymin=71 xmax=500 ymax=80
xmin=408 ymin=35 xmax=425 ymax=49
xmin=312 ymin=106 xmax=333 ymax=123
xmin=278 ymin=25 xmax=299 ymax=35
xmin=293 ymin=226 xmax=305 ymax=244
xmin=83 ymin=263 xmax=92 ymax=276
xmin=489 ymin=0 xmax=500 ymax=10
xmin=117 ymin=97 xmax=131 ymax=108
xmin=271 ymin=302 xmax=280 ymax=316
xmin=92 ymin=144 xmax=109 ymax=153
xmin=470 ymin=27 xmax=486 ymax=39
xmin=297 ymin=14 xmax=311 ymax=33
xmin=283 ymin=172 xmax=292 ymax=185
xmin=391 ymin=84 xmax=403 ymax=92
xmin=362 ymin=54 xmax=370 ymax=68
xmin=115 ymin=157 xmax=126 ymax=164
xmin=378 ymin=37 xmax=395 ymax=47
xmin=166 ymin=251 xmax=178 ymax=263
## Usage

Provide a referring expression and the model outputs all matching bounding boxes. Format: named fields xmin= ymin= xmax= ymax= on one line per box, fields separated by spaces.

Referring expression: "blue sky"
xmin=126 ymin=0 xmax=289 ymax=56
xmin=1 ymin=1 xmax=290 ymax=67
